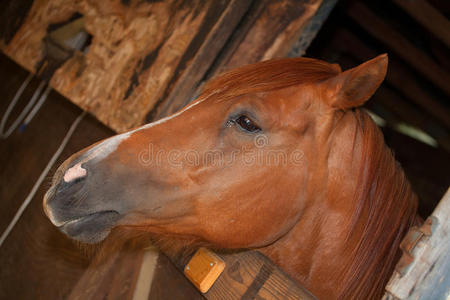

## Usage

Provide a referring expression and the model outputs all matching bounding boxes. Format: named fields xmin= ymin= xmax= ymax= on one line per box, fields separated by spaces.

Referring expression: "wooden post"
xmin=383 ymin=187 xmax=450 ymax=299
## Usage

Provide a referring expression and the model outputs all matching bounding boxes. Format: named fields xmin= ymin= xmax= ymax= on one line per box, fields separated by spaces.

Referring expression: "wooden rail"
xmin=178 ymin=250 xmax=316 ymax=300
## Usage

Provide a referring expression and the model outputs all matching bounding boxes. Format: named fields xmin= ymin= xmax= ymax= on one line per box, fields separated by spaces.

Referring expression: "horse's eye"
xmin=235 ymin=115 xmax=261 ymax=132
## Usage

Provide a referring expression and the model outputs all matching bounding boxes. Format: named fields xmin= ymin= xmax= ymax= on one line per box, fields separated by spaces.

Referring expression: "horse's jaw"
xmin=57 ymin=210 xmax=121 ymax=244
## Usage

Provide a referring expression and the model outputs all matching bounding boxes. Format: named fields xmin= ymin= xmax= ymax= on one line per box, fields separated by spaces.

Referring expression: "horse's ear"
xmin=322 ymin=54 xmax=388 ymax=109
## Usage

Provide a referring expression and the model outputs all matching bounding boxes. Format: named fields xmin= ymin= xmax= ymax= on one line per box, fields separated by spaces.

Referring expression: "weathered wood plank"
xmin=202 ymin=251 xmax=317 ymax=300
xmin=165 ymin=250 xmax=317 ymax=300
xmin=393 ymin=0 xmax=450 ymax=48
xmin=383 ymin=187 xmax=450 ymax=299
xmin=153 ymin=0 xmax=326 ymax=119
xmin=148 ymin=252 xmax=205 ymax=300
xmin=1 ymin=0 xmax=250 ymax=133
xmin=148 ymin=0 xmax=252 ymax=120
xmin=208 ymin=0 xmax=323 ymax=75
xmin=67 ymin=241 xmax=144 ymax=300
xmin=347 ymin=2 xmax=450 ymax=98
xmin=289 ymin=0 xmax=338 ymax=57
xmin=1 ymin=0 xmax=78 ymax=73
xmin=132 ymin=247 xmax=159 ymax=300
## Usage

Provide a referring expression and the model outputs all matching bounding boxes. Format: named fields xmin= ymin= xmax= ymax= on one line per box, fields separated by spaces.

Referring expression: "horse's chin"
xmin=58 ymin=211 xmax=121 ymax=244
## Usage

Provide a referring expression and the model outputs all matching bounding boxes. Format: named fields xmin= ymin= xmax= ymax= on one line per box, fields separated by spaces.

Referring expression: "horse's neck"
xmin=260 ymin=111 xmax=418 ymax=299
xmin=258 ymin=186 xmax=362 ymax=300
xmin=259 ymin=112 xmax=365 ymax=299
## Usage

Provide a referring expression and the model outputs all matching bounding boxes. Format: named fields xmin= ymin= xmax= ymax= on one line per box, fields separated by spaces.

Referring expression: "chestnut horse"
xmin=43 ymin=55 xmax=418 ymax=299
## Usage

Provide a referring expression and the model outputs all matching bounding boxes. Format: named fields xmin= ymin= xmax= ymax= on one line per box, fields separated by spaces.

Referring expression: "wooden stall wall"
xmin=0 ymin=0 xmax=330 ymax=133
xmin=1 ymin=0 xmax=252 ymax=132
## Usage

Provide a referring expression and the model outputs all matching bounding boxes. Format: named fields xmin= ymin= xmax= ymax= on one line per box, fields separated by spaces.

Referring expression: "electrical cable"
xmin=0 ymin=111 xmax=86 ymax=247
xmin=0 ymin=74 xmax=50 ymax=139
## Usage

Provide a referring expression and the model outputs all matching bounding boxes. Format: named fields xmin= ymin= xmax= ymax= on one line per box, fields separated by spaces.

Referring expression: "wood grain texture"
xmin=1 ymin=0 xmax=78 ymax=73
xmin=207 ymin=0 xmax=323 ymax=75
xmin=148 ymin=0 xmax=252 ymax=120
xmin=67 ymin=241 xmax=144 ymax=300
xmin=383 ymin=188 xmax=450 ymax=299
xmin=1 ymin=0 xmax=250 ymax=133
xmin=154 ymin=0 xmax=326 ymax=122
xmin=132 ymin=247 xmax=159 ymax=300
xmin=165 ymin=250 xmax=317 ymax=300
xmin=203 ymin=251 xmax=317 ymax=300
xmin=2 ymin=0 xmax=326 ymax=132
xmin=288 ymin=0 xmax=338 ymax=57
xmin=148 ymin=253 xmax=205 ymax=300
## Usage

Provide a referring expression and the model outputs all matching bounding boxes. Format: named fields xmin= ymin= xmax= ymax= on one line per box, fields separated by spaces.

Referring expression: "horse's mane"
xmin=200 ymin=57 xmax=341 ymax=100
xmin=340 ymin=110 xmax=418 ymax=299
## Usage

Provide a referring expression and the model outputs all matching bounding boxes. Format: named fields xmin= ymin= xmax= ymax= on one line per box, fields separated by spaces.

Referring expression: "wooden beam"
xmin=200 ymin=250 xmax=317 ymax=300
xmin=209 ymin=0 xmax=323 ymax=74
xmin=347 ymin=2 xmax=450 ymax=97
xmin=289 ymin=0 xmax=338 ymax=57
xmin=147 ymin=0 xmax=252 ymax=120
xmin=168 ymin=250 xmax=317 ymax=300
xmin=332 ymin=28 xmax=450 ymax=130
xmin=71 ymin=245 xmax=317 ymax=300
xmin=2 ymin=0 xmax=252 ymax=133
xmin=148 ymin=252 xmax=205 ymax=300
xmin=393 ymin=0 xmax=450 ymax=48
xmin=153 ymin=0 xmax=325 ymax=119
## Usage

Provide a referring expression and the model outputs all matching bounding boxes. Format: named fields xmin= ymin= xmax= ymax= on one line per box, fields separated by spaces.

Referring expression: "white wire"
xmin=0 ymin=73 xmax=33 ymax=137
xmin=23 ymin=84 xmax=52 ymax=126
xmin=0 ymin=111 xmax=86 ymax=247
xmin=0 ymin=78 xmax=47 ymax=139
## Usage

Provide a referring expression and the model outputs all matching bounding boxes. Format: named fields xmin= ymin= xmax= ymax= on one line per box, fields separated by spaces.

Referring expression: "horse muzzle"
xmin=43 ymin=158 xmax=122 ymax=243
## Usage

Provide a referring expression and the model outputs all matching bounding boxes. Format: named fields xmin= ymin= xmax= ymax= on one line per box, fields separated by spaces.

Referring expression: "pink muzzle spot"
xmin=64 ymin=163 xmax=87 ymax=183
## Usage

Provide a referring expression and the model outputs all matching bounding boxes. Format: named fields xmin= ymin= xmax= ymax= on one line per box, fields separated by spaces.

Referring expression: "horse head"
xmin=44 ymin=55 xmax=417 ymax=299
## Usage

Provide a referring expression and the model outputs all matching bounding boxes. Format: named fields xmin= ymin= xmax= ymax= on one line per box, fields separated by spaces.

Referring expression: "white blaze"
xmin=62 ymin=96 xmax=209 ymax=182
xmin=64 ymin=162 xmax=87 ymax=182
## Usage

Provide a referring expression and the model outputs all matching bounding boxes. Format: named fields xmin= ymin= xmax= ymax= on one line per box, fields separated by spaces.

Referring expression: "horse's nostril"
xmin=63 ymin=162 xmax=87 ymax=183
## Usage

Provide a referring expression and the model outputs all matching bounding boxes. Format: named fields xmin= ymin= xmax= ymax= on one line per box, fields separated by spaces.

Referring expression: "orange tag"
xmin=184 ymin=248 xmax=226 ymax=293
